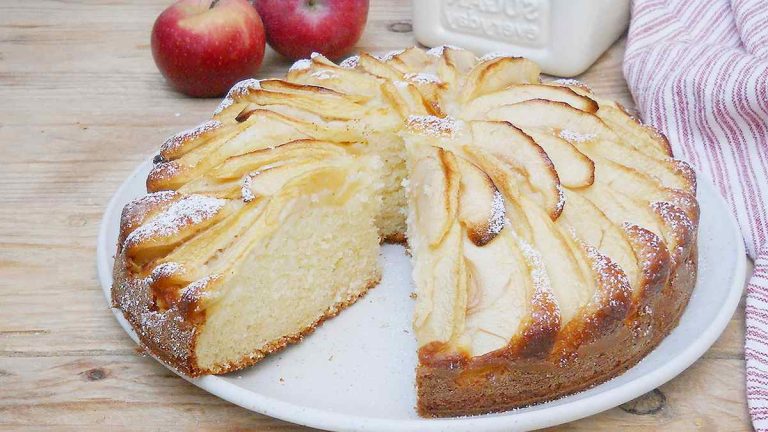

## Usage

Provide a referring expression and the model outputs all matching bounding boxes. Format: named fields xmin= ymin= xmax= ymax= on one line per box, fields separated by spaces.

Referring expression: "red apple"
xmin=151 ymin=0 xmax=266 ymax=97
xmin=255 ymin=0 xmax=368 ymax=60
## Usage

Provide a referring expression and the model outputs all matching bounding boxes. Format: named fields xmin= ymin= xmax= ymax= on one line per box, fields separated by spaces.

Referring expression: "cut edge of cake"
xmin=113 ymin=150 xmax=384 ymax=376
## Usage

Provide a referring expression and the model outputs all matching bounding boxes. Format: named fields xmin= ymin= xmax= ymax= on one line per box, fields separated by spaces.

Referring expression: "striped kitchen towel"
xmin=623 ymin=0 xmax=768 ymax=429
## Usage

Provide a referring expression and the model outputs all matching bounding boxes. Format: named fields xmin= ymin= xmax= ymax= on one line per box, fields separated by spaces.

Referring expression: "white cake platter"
xmin=98 ymin=157 xmax=746 ymax=432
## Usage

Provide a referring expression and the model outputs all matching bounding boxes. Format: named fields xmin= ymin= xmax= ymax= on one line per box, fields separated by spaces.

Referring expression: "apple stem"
xmin=209 ymin=0 xmax=221 ymax=9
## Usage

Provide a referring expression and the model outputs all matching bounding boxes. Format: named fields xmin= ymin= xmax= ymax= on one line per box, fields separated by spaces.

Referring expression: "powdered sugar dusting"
xmin=149 ymin=161 xmax=181 ymax=181
xmin=407 ymin=115 xmax=463 ymax=137
xmin=393 ymin=80 xmax=410 ymax=89
xmin=404 ymin=72 xmax=441 ymax=85
xmin=584 ymin=244 xmax=610 ymax=276
xmin=128 ymin=190 xmax=176 ymax=206
xmin=582 ymin=242 xmax=631 ymax=305
xmin=311 ymin=70 xmax=336 ymax=80
xmin=229 ymin=78 xmax=261 ymax=94
xmin=488 ymin=190 xmax=506 ymax=237
xmin=551 ymin=78 xmax=589 ymax=89
xmin=122 ymin=191 xmax=177 ymax=224
xmin=555 ymin=184 xmax=566 ymax=214
xmin=214 ymin=79 xmax=261 ymax=115
xmin=652 ymin=201 xmax=693 ymax=231
xmin=340 ymin=55 xmax=360 ymax=69
xmin=150 ymin=261 xmax=183 ymax=280
xmin=426 ymin=44 xmax=462 ymax=57
xmin=515 ymin=234 xmax=550 ymax=294
xmin=559 ymin=129 xmax=596 ymax=143
xmin=622 ymin=222 xmax=666 ymax=282
xmin=651 ymin=201 xmax=693 ymax=261
xmin=124 ymin=194 xmax=226 ymax=247
xmin=112 ymin=272 xmax=195 ymax=363
xmin=137 ymin=311 xmax=192 ymax=360
xmin=375 ymin=49 xmax=405 ymax=62
xmin=513 ymin=232 xmax=560 ymax=325
xmin=160 ymin=120 xmax=221 ymax=154
xmin=180 ymin=274 xmax=220 ymax=298
xmin=289 ymin=58 xmax=312 ymax=72
xmin=213 ymin=98 xmax=234 ymax=116
xmin=241 ymin=174 xmax=255 ymax=202
xmin=479 ymin=52 xmax=518 ymax=62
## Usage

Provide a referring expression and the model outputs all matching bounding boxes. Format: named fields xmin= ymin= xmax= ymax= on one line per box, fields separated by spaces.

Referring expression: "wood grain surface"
xmin=0 ymin=0 xmax=752 ymax=430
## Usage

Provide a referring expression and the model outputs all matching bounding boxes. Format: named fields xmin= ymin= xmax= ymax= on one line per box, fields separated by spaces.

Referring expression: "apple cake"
xmin=112 ymin=46 xmax=698 ymax=417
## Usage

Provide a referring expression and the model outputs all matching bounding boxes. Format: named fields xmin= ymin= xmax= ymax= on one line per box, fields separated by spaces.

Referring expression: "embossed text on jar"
xmin=440 ymin=0 xmax=550 ymax=48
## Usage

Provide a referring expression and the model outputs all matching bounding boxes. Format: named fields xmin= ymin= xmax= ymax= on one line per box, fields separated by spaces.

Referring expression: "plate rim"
xmin=97 ymin=158 xmax=747 ymax=432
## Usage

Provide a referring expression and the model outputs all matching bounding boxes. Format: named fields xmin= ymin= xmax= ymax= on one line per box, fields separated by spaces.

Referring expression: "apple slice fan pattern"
xmin=113 ymin=46 xmax=700 ymax=417
xmin=623 ymin=1 xmax=768 ymax=430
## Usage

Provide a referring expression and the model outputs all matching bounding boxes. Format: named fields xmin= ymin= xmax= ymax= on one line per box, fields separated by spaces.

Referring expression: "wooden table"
xmin=0 ymin=1 xmax=753 ymax=430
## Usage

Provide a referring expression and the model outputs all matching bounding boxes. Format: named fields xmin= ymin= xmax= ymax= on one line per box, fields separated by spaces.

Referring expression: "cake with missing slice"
xmin=112 ymin=46 xmax=698 ymax=417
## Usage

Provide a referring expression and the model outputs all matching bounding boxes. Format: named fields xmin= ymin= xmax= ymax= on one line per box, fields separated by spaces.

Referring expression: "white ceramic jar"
xmin=412 ymin=0 xmax=630 ymax=77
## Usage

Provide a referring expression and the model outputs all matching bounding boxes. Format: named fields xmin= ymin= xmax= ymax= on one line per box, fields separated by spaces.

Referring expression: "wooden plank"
xmin=0 ymin=355 xmax=748 ymax=431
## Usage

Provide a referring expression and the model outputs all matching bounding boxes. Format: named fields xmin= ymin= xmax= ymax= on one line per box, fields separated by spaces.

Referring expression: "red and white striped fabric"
xmin=624 ymin=0 xmax=768 ymax=428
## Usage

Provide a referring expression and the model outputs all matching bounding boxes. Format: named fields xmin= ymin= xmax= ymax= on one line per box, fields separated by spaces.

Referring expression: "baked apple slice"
xmin=463 ymin=121 xmax=563 ymax=219
xmin=236 ymin=88 xmax=368 ymax=120
xmin=591 ymin=158 xmax=698 ymax=222
xmin=590 ymin=96 xmax=673 ymax=159
xmin=406 ymin=145 xmax=466 ymax=346
xmin=179 ymin=141 xmax=350 ymax=199
xmin=524 ymin=129 xmax=594 ymax=188
xmin=285 ymin=60 xmax=384 ymax=100
xmin=211 ymin=140 xmax=349 ymax=180
xmin=454 ymin=156 xmax=505 ymax=247
xmin=557 ymin=189 xmax=640 ymax=290
xmin=485 ymin=99 xmax=620 ymax=142
xmin=569 ymin=136 xmax=696 ymax=195
xmin=148 ymin=113 xmax=312 ymax=192
xmin=411 ymin=221 xmax=467 ymax=346
xmin=456 ymin=228 xmax=531 ymax=356
xmin=381 ymin=80 xmax=436 ymax=118
xmin=460 ymin=56 xmax=540 ymax=101
xmin=405 ymin=143 xmax=460 ymax=248
xmin=489 ymin=99 xmax=696 ymax=194
xmin=461 ymin=84 xmax=598 ymax=119
xmin=122 ymin=194 xmax=236 ymax=267
xmin=257 ymin=78 xmax=370 ymax=105
xmin=517 ymin=196 xmax=590 ymax=324
xmin=387 ymin=46 xmax=432 ymax=74
xmin=559 ymin=177 xmax=671 ymax=322
xmin=358 ymin=52 xmax=404 ymax=81
xmin=231 ymin=108 xmax=364 ymax=143
xmin=552 ymin=238 xmax=632 ymax=355
xmin=589 ymin=159 xmax=697 ymax=263
xmin=441 ymin=46 xmax=478 ymax=75
xmin=258 ymin=79 xmax=346 ymax=97
xmin=161 ymin=198 xmax=267 ymax=280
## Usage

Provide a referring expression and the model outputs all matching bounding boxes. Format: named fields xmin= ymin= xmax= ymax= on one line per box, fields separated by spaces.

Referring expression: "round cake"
xmin=112 ymin=46 xmax=699 ymax=417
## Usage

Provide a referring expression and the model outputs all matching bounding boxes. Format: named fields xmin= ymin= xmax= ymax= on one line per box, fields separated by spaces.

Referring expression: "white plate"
xmin=98 ymin=158 xmax=746 ymax=432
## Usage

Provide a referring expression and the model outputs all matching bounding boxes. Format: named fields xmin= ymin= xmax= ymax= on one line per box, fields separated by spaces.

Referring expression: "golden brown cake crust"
xmin=415 ymin=246 xmax=697 ymax=417
xmin=382 ymin=231 xmax=407 ymax=245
